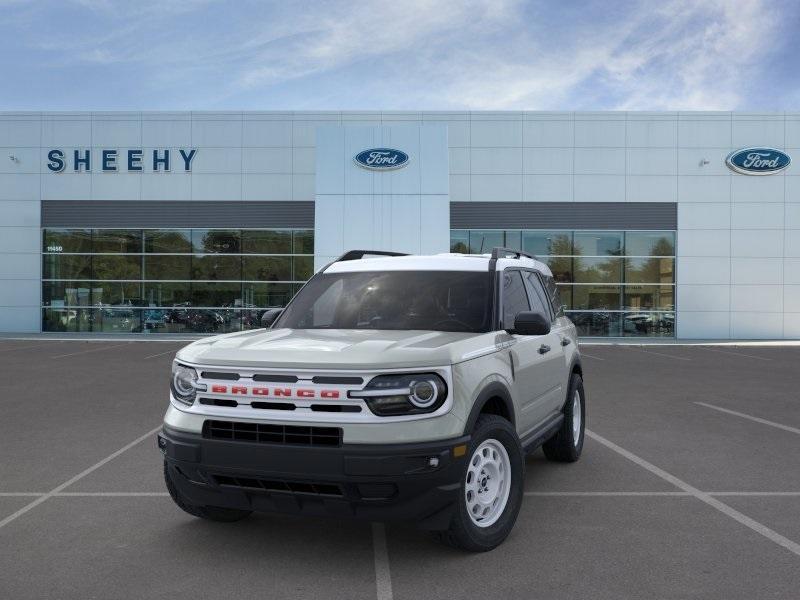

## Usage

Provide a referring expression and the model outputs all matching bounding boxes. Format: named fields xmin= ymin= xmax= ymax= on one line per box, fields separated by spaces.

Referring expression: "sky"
xmin=1 ymin=0 xmax=798 ymax=111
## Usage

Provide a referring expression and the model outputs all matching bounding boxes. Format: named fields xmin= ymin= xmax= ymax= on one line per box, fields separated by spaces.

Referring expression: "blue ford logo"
xmin=726 ymin=147 xmax=791 ymax=175
xmin=354 ymin=148 xmax=409 ymax=170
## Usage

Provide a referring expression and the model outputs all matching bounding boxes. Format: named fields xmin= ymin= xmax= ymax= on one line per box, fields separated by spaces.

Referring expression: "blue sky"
xmin=1 ymin=0 xmax=798 ymax=111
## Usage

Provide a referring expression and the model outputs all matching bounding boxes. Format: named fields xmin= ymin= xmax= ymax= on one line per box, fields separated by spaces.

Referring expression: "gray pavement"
xmin=0 ymin=339 xmax=798 ymax=599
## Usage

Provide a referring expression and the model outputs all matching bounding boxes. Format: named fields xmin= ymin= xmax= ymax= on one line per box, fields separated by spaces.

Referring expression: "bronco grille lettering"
xmin=204 ymin=384 xmax=341 ymax=400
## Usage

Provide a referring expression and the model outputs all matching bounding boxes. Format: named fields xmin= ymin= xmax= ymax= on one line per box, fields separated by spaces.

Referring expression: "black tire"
xmin=163 ymin=461 xmax=252 ymax=522
xmin=542 ymin=373 xmax=585 ymax=462
xmin=433 ymin=414 xmax=524 ymax=552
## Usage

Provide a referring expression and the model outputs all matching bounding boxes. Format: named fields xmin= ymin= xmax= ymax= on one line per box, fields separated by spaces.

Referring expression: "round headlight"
xmin=171 ymin=363 xmax=199 ymax=405
xmin=409 ymin=379 xmax=438 ymax=408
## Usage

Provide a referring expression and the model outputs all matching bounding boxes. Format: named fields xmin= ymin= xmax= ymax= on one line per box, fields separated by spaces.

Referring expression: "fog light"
xmin=428 ymin=457 xmax=439 ymax=468
xmin=157 ymin=435 xmax=167 ymax=451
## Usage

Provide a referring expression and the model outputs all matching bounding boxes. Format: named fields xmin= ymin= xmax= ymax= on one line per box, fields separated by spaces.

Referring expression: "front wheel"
xmin=434 ymin=414 xmax=524 ymax=552
xmin=542 ymin=373 xmax=585 ymax=462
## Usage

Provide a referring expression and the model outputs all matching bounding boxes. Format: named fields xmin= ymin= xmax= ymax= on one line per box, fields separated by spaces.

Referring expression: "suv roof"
xmin=325 ymin=250 xmax=553 ymax=276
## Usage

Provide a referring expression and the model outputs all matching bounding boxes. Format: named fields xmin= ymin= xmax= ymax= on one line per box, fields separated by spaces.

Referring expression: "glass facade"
xmin=451 ymin=229 xmax=676 ymax=337
xmin=42 ymin=228 xmax=313 ymax=333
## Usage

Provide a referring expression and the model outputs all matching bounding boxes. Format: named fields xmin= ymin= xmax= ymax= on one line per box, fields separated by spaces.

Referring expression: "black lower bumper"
xmin=159 ymin=425 xmax=470 ymax=530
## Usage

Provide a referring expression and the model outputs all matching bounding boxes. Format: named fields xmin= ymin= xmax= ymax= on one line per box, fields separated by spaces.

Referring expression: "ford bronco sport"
xmin=159 ymin=248 xmax=585 ymax=551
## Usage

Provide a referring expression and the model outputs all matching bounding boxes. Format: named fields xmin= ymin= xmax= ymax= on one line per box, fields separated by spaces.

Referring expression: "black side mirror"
xmin=260 ymin=308 xmax=283 ymax=328
xmin=510 ymin=311 xmax=550 ymax=336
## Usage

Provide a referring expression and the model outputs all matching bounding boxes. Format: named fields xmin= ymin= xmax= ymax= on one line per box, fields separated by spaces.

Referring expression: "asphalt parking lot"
xmin=1 ymin=339 xmax=799 ymax=599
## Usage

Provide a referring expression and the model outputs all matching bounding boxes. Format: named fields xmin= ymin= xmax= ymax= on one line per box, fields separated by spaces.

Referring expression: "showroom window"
xmin=42 ymin=228 xmax=314 ymax=334
xmin=450 ymin=229 xmax=676 ymax=338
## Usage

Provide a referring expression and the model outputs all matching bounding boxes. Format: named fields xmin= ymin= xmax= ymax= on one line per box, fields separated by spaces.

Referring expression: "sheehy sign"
xmin=46 ymin=149 xmax=197 ymax=172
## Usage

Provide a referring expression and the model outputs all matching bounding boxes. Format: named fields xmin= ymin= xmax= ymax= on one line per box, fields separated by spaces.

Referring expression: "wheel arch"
xmin=463 ymin=381 xmax=516 ymax=434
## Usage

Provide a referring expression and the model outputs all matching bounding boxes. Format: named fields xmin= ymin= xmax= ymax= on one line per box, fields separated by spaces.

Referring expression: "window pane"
xmin=242 ymin=230 xmax=291 ymax=254
xmin=624 ymin=257 xmax=674 ymax=284
xmin=572 ymin=285 xmax=622 ymax=310
xmin=43 ymin=281 xmax=93 ymax=307
xmin=242 ymin=282 xmax=296 ymax=307
xmin=293 ymin=256 xmax=314 ymax=280
xmin=190 ymin=282 xmax=242 ymax=307
xmin=625 ymin=231 xmax=675 ymax=256
xmin=144 ymin=230 xmax=191 ymax=253
xmin=92 ymin=229 xmax=142 ymax=253
xmin=163 ymin=308 xmax=233 ymax=333
xmin=191 ymin=229 xmax=241 ymax=253
xmin=242 ymin=256 xmax=291 ymax=281
xmin=624 ymin=285 xmax=675 ymax=311
xmin=91 ymin=308 xmax=143 ymax=333
xmin=43 ymin=255 xmax=92 ymax=279
xmin=573 ymin=231 xmax=623 ymax=256
xmin=504 ymin=231 xmax=522 ymax=251
xmin=89 ymin=281 xmax=144 ymax=306
xmin=293 ymin=230 xmax=314 ymax=254
xmin=450 ymin=230 xmax=469 ymax=253
xmin=522 ymin=231 xmax=572 ymax=256
xmin=622 ymin=312 xmax=675 ymax=337
xmin=43 ymin=229 xmax=92 ymax=253
xmin=92 ymin=255 xmax=142 ymax=280
xmin=568 ymin=311 xmax=622 ymax=337
xmin=541 ymin=256 xmax=573 ymax=283
xmin=192 ymin=255 xmax=242 ymax=280
xmin=143 ymin=255 xmax=191 ymax=280
xmin=469 ymin=231 xmax=503 ymax=254
xmin=573 ymin=257 xmax=622 ymax=283
xmin=143 ymin=282 xmax=191 ymax=306
xmin=502 ymin=271 xmax=530 ymax=329
xmin=522 ymin=272 xmax=550 ymax=317
xmin=556 ymin=284 xmax=573 ymax=310
xmin=42 ymin=308 xmax=93 ymax=332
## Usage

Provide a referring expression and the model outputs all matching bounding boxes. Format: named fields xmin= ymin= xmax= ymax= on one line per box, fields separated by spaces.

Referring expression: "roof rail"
xmin=336 ymin=249 xmax=410 ymax=262
xmin=490 ymin=247 xmax=538 ymax=261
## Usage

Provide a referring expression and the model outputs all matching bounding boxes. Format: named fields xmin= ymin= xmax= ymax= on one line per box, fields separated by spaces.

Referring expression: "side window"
xmin=543 ymin=274 xmax=564 ymax=317
xmin=522 ymin=271 xmax=551 ymax=320
xmin=502 ymin=270 xmax=531 ymax=329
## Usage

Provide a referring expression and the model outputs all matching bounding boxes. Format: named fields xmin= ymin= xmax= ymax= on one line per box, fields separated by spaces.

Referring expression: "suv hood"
xmin=176 ymin=328 xmax=496 ymax=370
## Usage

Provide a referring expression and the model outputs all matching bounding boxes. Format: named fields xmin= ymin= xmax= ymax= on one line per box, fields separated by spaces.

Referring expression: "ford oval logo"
xmin=726 ymin=147 xmax=791 ymax=175
xmin=354 ymin=148 xmax=409 ymax=170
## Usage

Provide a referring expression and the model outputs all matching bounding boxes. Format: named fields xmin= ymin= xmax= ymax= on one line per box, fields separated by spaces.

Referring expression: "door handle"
xmin=560 ymin=338 xmax=571 ymax=346
xmin=538 ymin=344 xmax=551 ymax=354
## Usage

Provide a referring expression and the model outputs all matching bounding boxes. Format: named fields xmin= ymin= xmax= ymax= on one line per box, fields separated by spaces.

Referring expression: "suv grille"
xmin=203 ymin=420 xmax=342 ymax=447
xmin=212 ymin=474 xmax=343 ymax=497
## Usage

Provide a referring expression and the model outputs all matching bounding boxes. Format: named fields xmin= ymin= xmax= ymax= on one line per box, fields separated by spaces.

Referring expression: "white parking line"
xmin=523 ymin=491 xmax=800 ymax=497
xmin=0 ymin=425 xmax=161 ymax=530
xmin=55 ymin=492 xmax=170 ymax=497
xmin=624 ymin=347 xmax=692 ymax=361
xmin=695 ymin=402 xmax=800 ymax=436
xmin=51 ymin=343 xmax=131 ymax=359
xmin=372 ymin=522 xmax=393 ymax=600
xmin=585 ymin=429 xmax=800 ymax=558
xmin=580 ymin=353 xmax=606 ymax=361
xmin=697 ymin=347 xmax=772 ymax=361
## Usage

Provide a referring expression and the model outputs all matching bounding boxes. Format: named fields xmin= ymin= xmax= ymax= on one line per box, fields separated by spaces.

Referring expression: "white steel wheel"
xmin=572 ymin=389 xmax=582 ymax=446
xmin=464 ymin=439 xmax=511 ymax=528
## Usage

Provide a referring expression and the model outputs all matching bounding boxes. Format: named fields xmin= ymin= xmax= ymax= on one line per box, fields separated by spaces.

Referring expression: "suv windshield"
xmin=275 ymin=270 xmax=491 ymax=333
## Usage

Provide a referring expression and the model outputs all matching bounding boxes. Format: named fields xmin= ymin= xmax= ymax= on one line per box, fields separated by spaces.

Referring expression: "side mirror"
xmin=510 ymin=311 xmax=550 ymax=336
xmin=260 ymin=308 xmax=283 ymax=328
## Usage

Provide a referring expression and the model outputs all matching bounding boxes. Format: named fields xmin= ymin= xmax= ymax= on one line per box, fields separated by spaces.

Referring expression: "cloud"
xmin=0 ymin=0 xmax=794 ymax=110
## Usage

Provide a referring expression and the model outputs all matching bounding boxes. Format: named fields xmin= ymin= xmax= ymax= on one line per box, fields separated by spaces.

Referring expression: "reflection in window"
xmin=451 ymin=228 xmax=676 ymax=338
xmin=42 ymin=228 xmax=314 ymax=333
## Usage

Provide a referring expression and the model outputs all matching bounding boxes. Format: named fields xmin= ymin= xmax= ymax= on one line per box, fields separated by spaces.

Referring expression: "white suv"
xmin=159 ymin=248 xmax=585 ymax=551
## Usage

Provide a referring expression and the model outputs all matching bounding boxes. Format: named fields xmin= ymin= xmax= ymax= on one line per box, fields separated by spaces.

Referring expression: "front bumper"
xmin=159 ymin=425 xmax=470 ymax=529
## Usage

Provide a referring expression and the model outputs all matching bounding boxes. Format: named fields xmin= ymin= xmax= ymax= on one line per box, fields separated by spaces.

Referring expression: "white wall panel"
xmin=678 ymin=148 xmax=730 ymax=175
xmin=676 ymin=311 xmax=729 ymax=338
xmin=522 ymin=175 xmax=572 ymax=202
xmin=627 ymin=176 xmax=677 ymax=203
xmin=677 ymin=284 xmax=730 ymax=311
xmin=0 ymin=119 xmax=41 ymax=146
xmin=91 ymin=173 xmax=141 ymax=200
xmin=91 ymin=120 xmax=141 ymax=147
xmin=191 ymin=119 xmax=243 ymax=147
xmin=141 ymin=173 xmax=191 ymax=200
xmin=677 ymin=119 xmax=731 ymax=148
xmin=241 ymin=148 xmax=291 ymax=174
xmin=783 ymin=258 xmax=800 ymax=284
xmin=0 ymin=148 xmax=40 ymax=174
xmin=731 ymin=258 xmax=783 ymax=285
xmin=0 ymin=227 xmax=39 ymax=253
xmin=574 ymin=148 xmax=625 ymax=175
xmin=41 ymin=120 xmax=92 ymax=147
xmin=784 ymin=286 xmax=800 ymax=312
xmin=678 ymin=203 xmax=730 ymax=229
xmin=471 ymin=148 xmax=522 ymax=175
xmin=142 ymin=118 xmax=191 ymax=146
xmin=678 ymin=176 xmax=731 ymax=203
xmin=732 ymin=119 xmax=785 ymax=148
xmin=731 ymin=285 xmax=782 ymax=312
xmin=574 ymin=119 xmax=626 ymax=147
xmin=241 ymin=174 xmax=290 ymax=201
xmin=523 ymin=148 xmax=573 ymax=175
xmin=292 ymin=174 xmax=315 ymax=201
xmin=786 ymin=230 xmax=800 ymax=257
xmin=730 ymin=204 xmax=785 ymax=229
xmin=730 ymin=230 xmax=783 ymax=257
xmin=0 ymin=200 xmax=39 ymax=227
xmin=243 ymin=120 xmax=293 ymax=147
xmin=470 ymin=120 xmax=522 ymax=147
xmin=192 ymin=174 xmax=242 ymax=200
xmin=626 ymin=120 xmax=677 ymax=147
xmin=677 ymin=256 xmax=730 ymax=285
xmin=471 ymin=174 xmax=522 ymax=202
xmin=523 ymin=120 xmax=574 ymax=147
xmin=677 ymin=230 xmax=730 ymax=256
xmin=192 ymin=148 xmax=243 ymax=174
xmin=731 ymin=312 xmax=783 ymax=339
xmin=0 ymin=174 xmax=39 ymax=200
xmin=0 ymin=252 xmax=39 ymax=278
xmin=573 ymin=175 xmax=625 ymax=203
xmin=0 ymin=307 xmax=39 ymax=332
xmin=626 ymin=148 xmax=677 ymax=175
xmin=731 ymin=175 xmax=785 ymax=203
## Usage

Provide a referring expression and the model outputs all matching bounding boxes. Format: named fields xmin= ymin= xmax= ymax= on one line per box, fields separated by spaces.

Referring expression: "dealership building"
xmin=0 ymin=110 xmax=798 ymax=339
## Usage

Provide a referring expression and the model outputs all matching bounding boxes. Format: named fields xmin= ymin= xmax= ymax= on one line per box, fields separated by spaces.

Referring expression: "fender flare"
xmin=560 ymin=355 xmax=584 ymax=410
xmin=463 ymin=381 xmax=516 ymax=435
